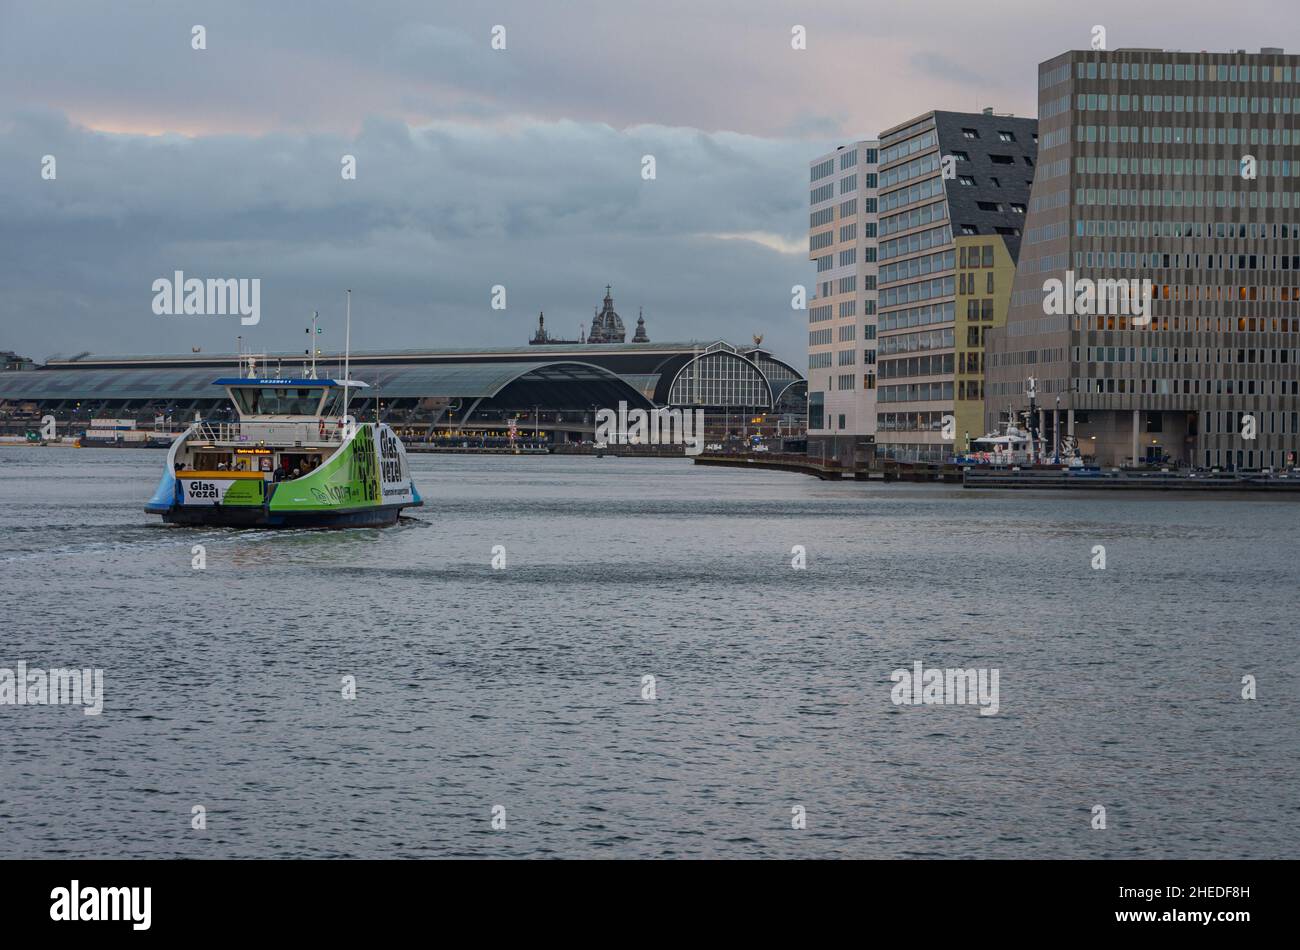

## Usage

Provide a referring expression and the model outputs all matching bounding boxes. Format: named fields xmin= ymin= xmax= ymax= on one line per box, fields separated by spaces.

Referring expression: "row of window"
xmin=1075 ymin=60 xmax=1297 ymax=84
xmin=880 ymin=198 xmax=947 ymax=238
xmin=879 ymin=326 xmax=954 ymax=356
xmin=876 ymin=443 xmax=948 ymax=463
xmin=1078 ymin=156 xmax=1300 ymax=180
xmin=879 ymin=224 xmax=952 ymax=262
xmin=1074 ymin=123 xmax=1291 ymax=145
xmin=1075 ymin=93 xmax=1300 ymax=116
xmin=876 ymin=410 xmax=949 ymax=432
xmin=879 ymin=353 xmax=956 ymax=379
xmin=1078 ymin=345 xmax=1300 ymax=365
xmin=880 ymin=175 xmax=944 ymax=213
xmin=878 ymin=382 xmax=956 ymax=403
xmin=1204 ymin=411 xmax=1299 ymax=435
xmin=879 ymin=249 xmax=955 ymax=286
xmin=822 ymin=373 xmax=876 ymax=394
xmin=959 ymin=223 xmax=1022 ymax=237
xmin=879 ymin=152 xmax=940 ymax=190
xmin=959 ymin=244 xmax=998 ymax=268
xmin=879 ymin=275 xmax=955 ymax=310
xmin=950 ymin=151 xmax=1033 ymax=167
xmin=878 ymin=130 xmax=936 ymax=168
xmin=1010 ymin=313 xmax=1300 ymax=334
xmin=880 ymin=301 xmax=955 ymax=332
xmin=1075 ymin=186 xmax=1300 ymax=210
xmin=1077 ymin=376 xmax=1300 ymax=396
xmin=959 ymin=128 xmax=1021 ymax=143
xmin=1075 ymin=218 xmax=1300 ymax=240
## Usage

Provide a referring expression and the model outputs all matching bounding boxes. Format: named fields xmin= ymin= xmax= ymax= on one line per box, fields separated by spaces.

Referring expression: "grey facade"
xmin=986 ymin=47 xmax=1300 ymax=469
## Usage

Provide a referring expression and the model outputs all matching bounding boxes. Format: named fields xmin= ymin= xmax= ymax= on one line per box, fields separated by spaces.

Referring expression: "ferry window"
xmin=321 ymin=388 xmax=347 ymax=416
xmin=234 ymin=387 xmax=325 ymax=415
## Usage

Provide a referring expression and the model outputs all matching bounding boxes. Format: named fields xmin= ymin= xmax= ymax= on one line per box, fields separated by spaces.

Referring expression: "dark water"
xmin=1 ymin=446 xmax=1296 ymax=859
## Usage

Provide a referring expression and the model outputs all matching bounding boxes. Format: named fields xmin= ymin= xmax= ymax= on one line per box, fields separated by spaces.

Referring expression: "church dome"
xmin=588 ymin=285 xmax=626 ymax=343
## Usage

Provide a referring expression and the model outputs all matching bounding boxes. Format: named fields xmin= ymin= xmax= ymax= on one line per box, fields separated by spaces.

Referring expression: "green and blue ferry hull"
xmin=145 ymin=423 xmax=422 ymax=528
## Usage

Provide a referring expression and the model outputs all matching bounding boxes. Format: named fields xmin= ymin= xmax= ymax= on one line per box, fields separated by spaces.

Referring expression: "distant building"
xmin=529 ymin=312 xmax=583 ymax=346
xmin=806 ymin=140 xmax=880 ymax=463
xmin=986 ymin=46 xmax=1300 ymax=469
xmin=587 ymin=285 xmax=626 ymax=343
xmin=1 ymin=351 xmax=35 ymax=372
xmin=529 ymin=286 xmax=649 ymax=345
xmin=806 ymin=110 xmax=1039 ymax=463
xmin=0 ymin=338 xmax=806 ymax=445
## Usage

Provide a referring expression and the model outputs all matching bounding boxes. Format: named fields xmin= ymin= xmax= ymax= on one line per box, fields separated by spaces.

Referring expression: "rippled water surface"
xmin=1 ymin=446 xmax=1297 ymax=858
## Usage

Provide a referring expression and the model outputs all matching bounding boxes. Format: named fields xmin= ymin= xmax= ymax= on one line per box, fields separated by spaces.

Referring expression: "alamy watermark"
xmin=1042 ymin=270 xmax=1152 ymax=326
xmin=152 ymin=271 xmax=260 ymax=325
xmin=594 ymin=401 xmax=705 ymax=456
xmin=890 ymin=661 xmax=1000 ymax=716
xmin=50 ymin=881 xmax=150 ymax=930
xmin=1 ymin=662 xmax=104 ymax=715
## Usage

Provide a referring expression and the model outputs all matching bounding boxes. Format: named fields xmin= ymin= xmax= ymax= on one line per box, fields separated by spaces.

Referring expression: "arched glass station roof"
xmin=1 ymin=342 xmax=803 ymax=413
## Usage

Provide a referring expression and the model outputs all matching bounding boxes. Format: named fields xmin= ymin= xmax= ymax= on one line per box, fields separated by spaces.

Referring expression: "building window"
xmin=997 ymin=130 xmax=1016 ymax=142
xmin=962 ymin=128 xmax=979 ymax=139
xmin=958 ymin=175 xmax=976 ymax=186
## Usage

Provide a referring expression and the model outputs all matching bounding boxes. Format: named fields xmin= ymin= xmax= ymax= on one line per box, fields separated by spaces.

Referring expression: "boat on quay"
xmin=144 ymin=371 xmax=422 ymax=528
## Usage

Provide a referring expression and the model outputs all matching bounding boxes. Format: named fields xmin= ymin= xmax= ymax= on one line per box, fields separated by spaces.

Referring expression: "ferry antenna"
xmin=343 ymin=289 xmax=352 ymax=425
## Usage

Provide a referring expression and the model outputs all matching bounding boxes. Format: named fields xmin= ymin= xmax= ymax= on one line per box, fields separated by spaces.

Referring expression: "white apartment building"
xmin=806 ymin=141 xmax=880 ymax=462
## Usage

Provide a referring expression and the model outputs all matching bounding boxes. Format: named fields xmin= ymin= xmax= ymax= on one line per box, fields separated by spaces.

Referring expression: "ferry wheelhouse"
xmin=145 ymin=375 xmax=421 ymax=527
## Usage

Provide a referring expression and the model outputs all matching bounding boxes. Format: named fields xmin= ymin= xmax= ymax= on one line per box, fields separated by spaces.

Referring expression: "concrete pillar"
xmin=1067 ymin=409 xmax=1075 ymax=436
xmin=1132 ymin=409 xmax=1140 ymax=468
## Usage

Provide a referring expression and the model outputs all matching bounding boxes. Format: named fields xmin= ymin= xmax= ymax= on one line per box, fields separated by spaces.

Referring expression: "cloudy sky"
xmin=0 ymin=1 xmax=1281 ymax=366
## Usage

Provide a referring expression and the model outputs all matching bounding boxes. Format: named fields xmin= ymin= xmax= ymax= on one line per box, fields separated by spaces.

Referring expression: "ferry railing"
xmin=190 ymin=420 xmax=347 ymax=446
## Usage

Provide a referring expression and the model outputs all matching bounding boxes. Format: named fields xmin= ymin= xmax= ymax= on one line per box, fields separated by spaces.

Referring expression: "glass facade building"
xmin=986 ymin=47 xmax=1300 ymax=469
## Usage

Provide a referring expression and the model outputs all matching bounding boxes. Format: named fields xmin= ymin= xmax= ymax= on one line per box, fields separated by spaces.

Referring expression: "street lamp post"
xmin=1054 ymin=396 xmax=1061 ymax=464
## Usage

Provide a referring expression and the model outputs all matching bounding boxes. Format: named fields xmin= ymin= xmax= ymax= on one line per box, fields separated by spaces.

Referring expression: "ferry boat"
xmin=145 ymin=374 xmax=422 ymax=528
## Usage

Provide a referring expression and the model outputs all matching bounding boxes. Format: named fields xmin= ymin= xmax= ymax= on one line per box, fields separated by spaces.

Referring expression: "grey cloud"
xmin=0 ymin=109 xmax=824 ymax=365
